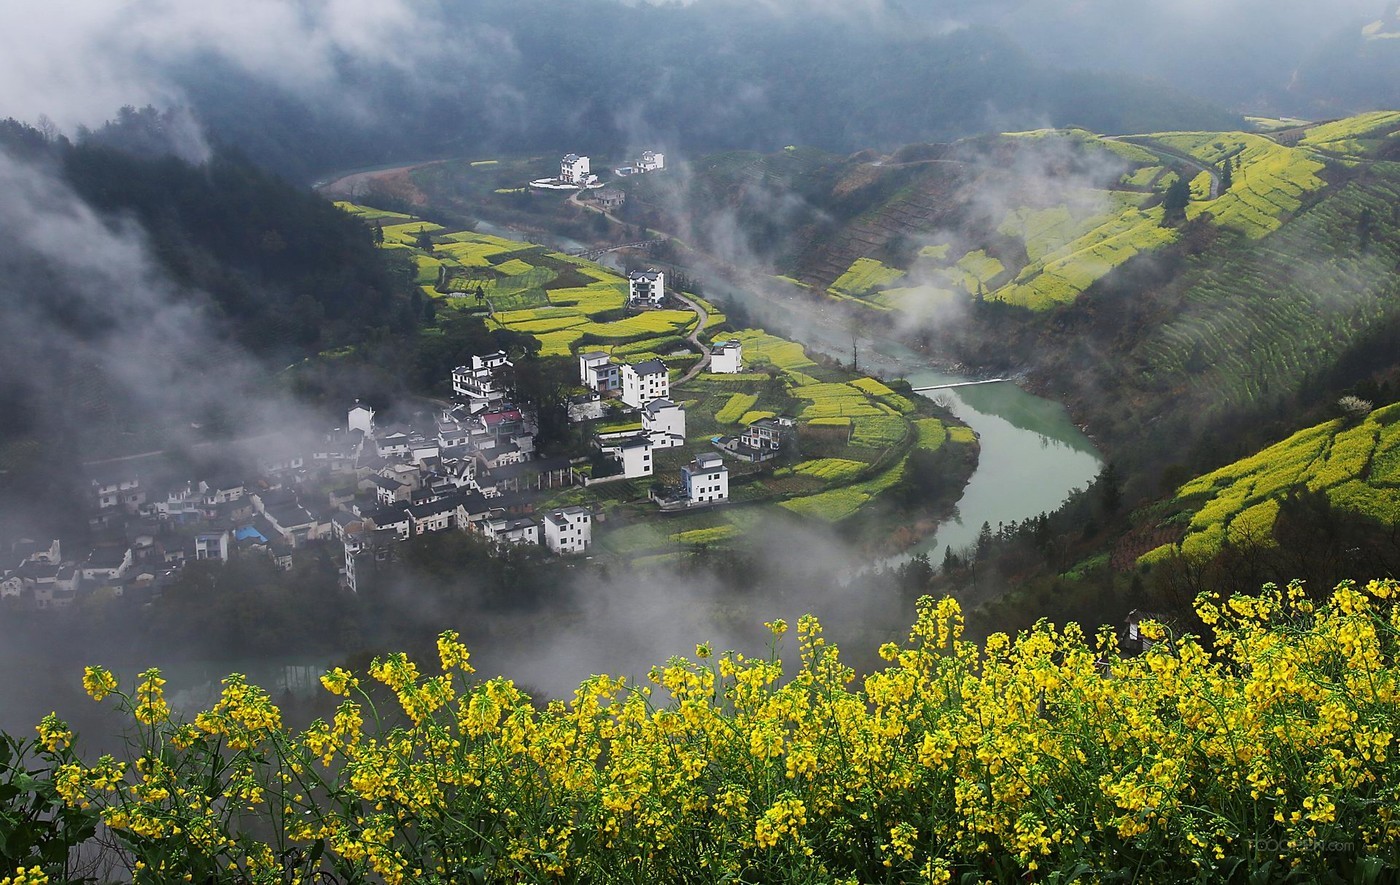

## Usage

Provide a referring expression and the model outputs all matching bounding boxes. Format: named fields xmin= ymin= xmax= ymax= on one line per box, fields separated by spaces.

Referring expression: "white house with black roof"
xmin=478 ymin=515 xmax=540 ymax=547
xmin=367 ymin=503 xmax=412 ymax=540
xmin=560 ymin=154 xmax=595 ymax=186
xmin=620 ymin=359 xmax=669 ymax=408
xmin=682 ymin=453 xmax=729 ymax=504
xmin=542 ymin=506 xmax=592 ymax=554
xmin=628 ymin=269 xmax=665 ymax=307
xmin=579 ymin=351 xmax=620 ymax=392
xmin=406 ymin=498 xmax=458 ymax=535
xmin=642 ymin=398 xmax=686 ymax=448
xmin=599 ymin=434 xmax=654 ymax=478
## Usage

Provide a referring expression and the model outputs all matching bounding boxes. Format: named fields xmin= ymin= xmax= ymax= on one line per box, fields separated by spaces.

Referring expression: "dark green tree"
xmin=1162 ymin=174 xmax=1191 ymax=225
xmin=415 ymin=226 xmax=435 ymax=252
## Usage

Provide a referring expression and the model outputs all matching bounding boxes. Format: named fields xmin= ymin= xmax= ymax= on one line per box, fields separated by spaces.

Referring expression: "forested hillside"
xmin=0 ymin=120 xmax=417 ymax=537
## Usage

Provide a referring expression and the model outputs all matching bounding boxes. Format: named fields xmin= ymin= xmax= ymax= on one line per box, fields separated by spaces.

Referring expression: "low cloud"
xmin=0 ymin=0 xmax=447 ymax=134
xmin=0 ymin=146 xmax=318 ymax=520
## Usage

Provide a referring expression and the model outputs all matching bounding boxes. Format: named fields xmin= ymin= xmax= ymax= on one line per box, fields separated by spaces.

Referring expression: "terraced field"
xmin=1145 ymin=131 xmax=1327 ymax=237
xmin=1299 ymin=112 xmax=1400 ymax=159
xmin=1126 ymin=168 xmax=1400 ymax=415
xmin=1141 ymin=403 xmax=1400 ymax=564
xmin=728 ymin=330 xmax=817 ymax=370
xmin=992 ymin=202 xmax=1175 ymax=308
xmin=829 ymin=257 xmax=906 ymax=297
xmin=767 ymin=113 xmax=1400 ymax=315
xmin=778 ymin=409 xmax=969 ymax=522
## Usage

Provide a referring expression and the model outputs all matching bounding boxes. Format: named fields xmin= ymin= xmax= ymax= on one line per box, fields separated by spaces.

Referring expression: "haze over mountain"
xmin=14 ymin=0 xmax=1393 ymax=180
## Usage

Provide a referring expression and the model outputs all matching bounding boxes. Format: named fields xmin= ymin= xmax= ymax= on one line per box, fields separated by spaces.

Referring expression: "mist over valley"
xmin=3 ymin=2 xmax=1400 ymax=880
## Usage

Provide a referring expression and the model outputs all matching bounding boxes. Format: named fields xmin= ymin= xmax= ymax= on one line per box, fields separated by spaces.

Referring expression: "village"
xmin=1 ymin=172 xmax=980 ymax=613
xmin=0 ymin=267 xmax=802 ymax=610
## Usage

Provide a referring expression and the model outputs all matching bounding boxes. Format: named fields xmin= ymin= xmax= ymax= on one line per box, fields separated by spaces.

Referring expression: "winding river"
xmin=705 ymin=277 xmax=1103 ymax=561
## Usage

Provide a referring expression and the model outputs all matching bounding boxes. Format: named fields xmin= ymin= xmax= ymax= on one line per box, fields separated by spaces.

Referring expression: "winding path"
xmin=560 ymin=190 xmax=714 ymax=384
xmin=673 ymin=294 xmax=712 ymax=384
xmin=1107 ymin=135 xmax=1221 ymax=199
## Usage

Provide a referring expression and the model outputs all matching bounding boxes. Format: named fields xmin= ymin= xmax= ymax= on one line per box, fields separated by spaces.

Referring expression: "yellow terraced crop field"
xmin=994 ymin=207 xmax=1175 ymax=309
xmin=830 ymin=257 xmax=906 ymax=296
xmin=794 ymin=458 xmax=867 ymax=481
xmin=545 ymin=284 xmax=626 ymax=312
xmin=380 ymin=221 xmax=444 ymax=245
xmin=508 ymin=316 xmax=587 ymax=334
xmin=532 ymin=329 xmax=587 ymax=357
xmin=849 ymin=377 xmax=895 ymax=396
xmin=716 ymin=394 xmax=758 ymax=424
xmin=730 ymin=330 xmax=816 ymax=370
xmin=1152 ymin=132 xmax=1327 ymax=237
xmin=780 ymin=457 xmax=907 ymax=521
xmin=1142 ymin=402 xmax=1400 ymax=564
xmin=1299 ymin=111 xmax=1400 ymax=157
xmin=851 ymin=415 xmax=907 ymax=447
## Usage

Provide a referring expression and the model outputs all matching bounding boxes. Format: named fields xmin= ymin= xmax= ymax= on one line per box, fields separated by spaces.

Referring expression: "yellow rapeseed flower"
xmin=35 ymin=713 xmax=71 ymax=753
xmin=82 ymin=665 xmax=117 ymax=701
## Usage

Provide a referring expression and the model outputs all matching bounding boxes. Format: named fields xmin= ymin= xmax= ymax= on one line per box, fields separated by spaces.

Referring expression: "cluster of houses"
xmin=2 ymin=352 xmax=588 ymax=609
xmin=0 ymin=538 xmax=139 ymax=611
xmin=531 ymin=151 xmax=664 ymax=191
xmin=573 ymin=326 xmax=758 ymax=509
xmin=4 ymin=284 xmax=808 ymax=611
xmin=613 ymin=150 xmax=665 ymax=177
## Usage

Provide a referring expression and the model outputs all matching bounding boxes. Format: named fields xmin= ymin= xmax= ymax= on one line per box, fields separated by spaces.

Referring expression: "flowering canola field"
xmin=1143 ymin=403 xmax=1400 ymax=564
xmin=15 ymin=581 xmax=1400 ymax=883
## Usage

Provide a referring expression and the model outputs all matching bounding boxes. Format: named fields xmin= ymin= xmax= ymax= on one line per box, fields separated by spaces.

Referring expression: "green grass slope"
xmin=1122 ymin=164 xmax=1400 ymax=418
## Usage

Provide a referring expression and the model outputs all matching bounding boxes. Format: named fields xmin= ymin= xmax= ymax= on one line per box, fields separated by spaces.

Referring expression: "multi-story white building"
xmin=628 ymin=270 xmax=665 ymax=307
xmin=579 ymin=351 xmax=620 ymax=391
xmin=600 ymin=435 xmax=654 ymax=478
xmin=560 ymin=154 xmax=592 ymax=185
xmin=348 ymin=400 xmax=375 ymax=435
xmin=681 ymin=453 xmax=729 ymax=504
xmin=637 ymin=151 xmax=665 ymax=173
xmin=620 ymin=360 xmax=669 ymax=408
xmin=479 ymin=516 xmax=540 ymax=547
xmin=642 ymin=398 xmax=686 ymax=448
xmin=194 ymin=531 xmax=231 ymax=562
xmin=405 ymin=499 xmax=454 ymax=535
xmin=542 ymin=506 xmax=592 ymax=554
xmin=615 ymin=151 xmax=665 ymax=176
xmin=452 ymin=353 xmax=511 ymax=407
xmin=710 ymin=340 xmax=743 ymax=374
xmin=740 ymin=415 xmax=796 ymax=452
